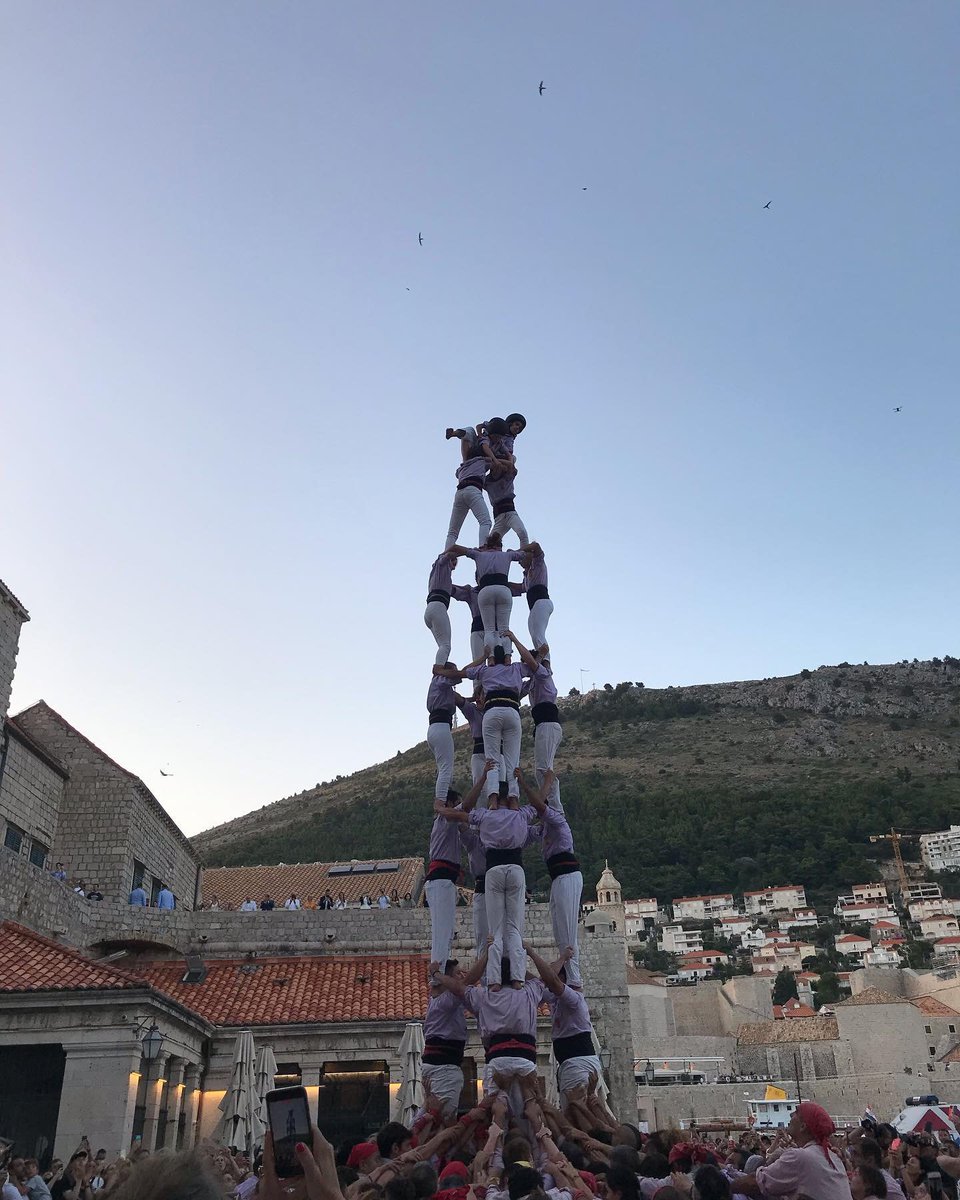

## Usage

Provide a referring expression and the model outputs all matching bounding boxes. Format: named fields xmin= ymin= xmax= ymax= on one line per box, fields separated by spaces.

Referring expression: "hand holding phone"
xmin=261 ymin=1116 xmax=341 ymax=1200
xmin=266 ymin=1086 xmax=312 ymax=1179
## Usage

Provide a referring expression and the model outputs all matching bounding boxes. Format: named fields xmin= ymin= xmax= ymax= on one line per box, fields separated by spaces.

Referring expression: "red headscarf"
xmin=796 ymin=1101 xmax=838 ymax=1166
xmin=667 ymin=1142 xmax=713 ymax=1167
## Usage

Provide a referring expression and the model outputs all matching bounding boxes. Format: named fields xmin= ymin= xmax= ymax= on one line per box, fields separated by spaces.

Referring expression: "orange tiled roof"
xmin=910 ymin=995 xmax=960 ymax=1017
xmin=131 ymin=954 xmax=431 ymax=1026
xmin=202 ymin=858 xmax=425 ymax=909
xmin=0 ymin=920 xmax=141 ymax=994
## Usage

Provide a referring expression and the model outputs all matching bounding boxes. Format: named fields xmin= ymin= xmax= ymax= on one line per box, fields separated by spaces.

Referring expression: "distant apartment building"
xmin=907 ymin=882 xmax=946 ymax=903
xmin=778 ymin=908 xmax=819 ymax=932
xmin=835 ymin=933 xmax=872 ymax=960
xmin=676 ymin=950 xmax=728 ymax=981
xmin=751 ymin=941 xmax=816 ymax=975
xmin=851 ymin=882 xmax=890 ymax=903
xmin=717 ymin=914 xmax=753 ymax=938
xmin=744 ymin=885 xmax=807 ymax=915
xmin=921 ymin=826 xmax=960 ymax=872
xmin=625 ymin=898 xmax=660 ymax=941
xmin=919 ymin=915 xmax=960 ymax=942
xmin=659 ymin=924 xmax=703 ymax=954
xmin=835 ymin=898 xmax=898 ymax=924
xmin=863 ymin=946 xmax=903 ymax=967
xmin=671 ymin=893 xmax=737 ymax=921
xmin=909 ymin=896 xmax=960 ymax=923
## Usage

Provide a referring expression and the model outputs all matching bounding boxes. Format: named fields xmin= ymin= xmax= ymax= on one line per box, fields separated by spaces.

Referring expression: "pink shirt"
xmin=754 ymin=1143 xmax=852 ymax=1200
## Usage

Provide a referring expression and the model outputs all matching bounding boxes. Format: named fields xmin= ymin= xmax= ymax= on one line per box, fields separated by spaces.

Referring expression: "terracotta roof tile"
xmin=737 ymin=1016 xmax=838 ymax=1045
xmin=910 ymin=995 xmax=960 ymax=1017
xmin=130 ymin=954 xmax=431 ymax=1026
xmin=836 ymin=987 xmax=908 ymax=1006
xmin=0 ymin=920 xmax=141 ymax=994
xmin=201 ymin=859 xmax=425 ymax=909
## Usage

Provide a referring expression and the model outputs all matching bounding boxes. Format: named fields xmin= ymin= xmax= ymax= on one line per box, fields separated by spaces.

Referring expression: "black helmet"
xmin=505 ymin=412 xmax=526 ymax=433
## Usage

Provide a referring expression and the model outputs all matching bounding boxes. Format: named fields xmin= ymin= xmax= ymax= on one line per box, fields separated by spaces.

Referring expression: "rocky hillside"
xmin=192 ymin=658 xmax=960 ymax=904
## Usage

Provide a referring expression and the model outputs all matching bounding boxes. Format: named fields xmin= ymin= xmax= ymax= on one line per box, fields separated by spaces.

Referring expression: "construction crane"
xmin=868 ymin=828 xmax=927 ymax=897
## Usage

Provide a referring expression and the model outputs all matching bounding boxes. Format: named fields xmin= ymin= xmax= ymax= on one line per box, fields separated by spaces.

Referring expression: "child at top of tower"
xmin=478 ymin=414 xmax=526 ymax=475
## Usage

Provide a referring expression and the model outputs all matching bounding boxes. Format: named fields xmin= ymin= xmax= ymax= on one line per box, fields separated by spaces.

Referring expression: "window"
xmin=930 ymin=1046 xmax=937 ymax=1057
xmin=950 ymin=1025 xmax=956 ymax=1034
xmin=29 ymin=840 xmax=48 ymax=869
xmin=132 ymin=860 xmax=146 ymax=890
xmin=925 ymin=1025 xmax=933 ymax=1034
xmin=3 ymin=824 xmax=24 ymax=854
xmin=150 ymin=878 xmax=164 ymax=907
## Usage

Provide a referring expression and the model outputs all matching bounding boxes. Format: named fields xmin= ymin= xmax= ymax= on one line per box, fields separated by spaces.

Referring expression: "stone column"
xmin=582 ymin=924 xmax=635 ymax=1120
xmin=54 ymin=1042 xmax=143 ymax=1162
xmin=142 ymin=1053 xmax=171 ymax=1152
xmin=160 ymin=1058 xmax=186 ymax=1150
xmin=181 ymin=1064 xmax=203 ymax=1150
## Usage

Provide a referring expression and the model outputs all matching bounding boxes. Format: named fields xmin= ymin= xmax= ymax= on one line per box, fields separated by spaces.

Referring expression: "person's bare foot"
xmin=511 ymin=980 xmax=523 ymax=990
xmin=489 ymin=983 xmax=502 ymax=992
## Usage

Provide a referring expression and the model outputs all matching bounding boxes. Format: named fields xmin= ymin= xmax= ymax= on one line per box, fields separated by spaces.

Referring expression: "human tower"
xmin=417 ymin=415 xmax=604 ymax=1119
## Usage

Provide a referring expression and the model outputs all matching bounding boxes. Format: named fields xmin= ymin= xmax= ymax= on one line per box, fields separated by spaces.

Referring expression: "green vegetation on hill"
xmin=196 ymin=661 xmax=960 ymax=904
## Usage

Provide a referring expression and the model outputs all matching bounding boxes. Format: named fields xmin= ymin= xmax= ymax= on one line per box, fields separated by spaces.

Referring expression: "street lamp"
xmin=141 ymin=1024 xmax=165 ymax=1062
xmin=644 ymin=1059 xmax=656 ymax=1086
xmin=599 ymin=1044 xmax=612 ymax=1072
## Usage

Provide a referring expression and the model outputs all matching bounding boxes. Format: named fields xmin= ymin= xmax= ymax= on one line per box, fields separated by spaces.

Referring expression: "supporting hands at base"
xmin=433 ymin=760 xmax=497 ymax=820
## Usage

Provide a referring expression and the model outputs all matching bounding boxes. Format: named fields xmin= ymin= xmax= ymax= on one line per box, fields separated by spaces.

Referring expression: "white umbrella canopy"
xmin=254 ymin=1044 xmax=279 ymax=1137
xmin=395 ymin=1022 xmax=425 ymax=1125
xmin=217 ymin=1030 xmax=265 ymax=1156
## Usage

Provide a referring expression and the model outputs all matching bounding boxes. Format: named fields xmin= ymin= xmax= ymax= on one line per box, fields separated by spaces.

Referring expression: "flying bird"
xmin=763 ymin=201 xmax=772 ymax=209
xmin=893 ymin=406 xmax=902 ymax=412
xmin=418 ymin=232 xmax=423 ymax=246
xmin=539 ymin=81 xmax=545 ymax=95
xmin=159 ymin=769 xmax=173 ymax=777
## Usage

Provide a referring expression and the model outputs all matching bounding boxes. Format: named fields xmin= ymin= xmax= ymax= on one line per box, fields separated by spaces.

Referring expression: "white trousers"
xmin=485 ymin=863 xmax=526 ymax=985
xmin=425 ymin=878 xmax=457 ymax=966
xmin=527 ymin=598 xmax=554 ymax=651
xmin=477 ymin=584 xmax=513 ymax=653
xmin=427 ymin=722 xmax=455 ymax=800
xmin=420 ymin=1063 xmax=464 ymax=1120
xmin=424 ymin=600 xmax=452 ymax=666
xmin=471 ymin=751 xmax=488 ymax=787
xmin=473 ymin=889 xmax=489 ymax=958
xmin=445 ymin=487 xmax=491 ymax=550
xmin=470 ymin=630 xmax=486 ymax=663
xmin=557 ymin=1054 xmax=603 ymax=1099
xmin=483 ymin=1058 xmax=536 ymax=1116
xmin=534 ymin=722 xmax=563 ymax=810
xmin=492 ymin=510 xmax=530 ymax=547
xmin=550 ymin=871 xmax=583 ymax=987
xmin=483 ymin=707 xmax=521 ymax=796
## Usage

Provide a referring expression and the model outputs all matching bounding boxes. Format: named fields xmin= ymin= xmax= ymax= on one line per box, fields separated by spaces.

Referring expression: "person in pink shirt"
xmin=443 ymin=428 xmax=492 ymax=550
xmin=732 ymin=1103 xmax=852 ymax=1200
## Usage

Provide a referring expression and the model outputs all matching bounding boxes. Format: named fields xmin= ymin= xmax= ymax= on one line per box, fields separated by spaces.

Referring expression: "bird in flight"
xmin=539 ymin=81 xmax=545 ymax=95
xmin=763 ymin=201 xmax=772 ymax=209
xmin=893 ymin=406 xmax=902 ymax=412
xmin=418 ymin=232 xmax=423 ymax=246
xmin=159 ymin=769 xmax=173 ymax=777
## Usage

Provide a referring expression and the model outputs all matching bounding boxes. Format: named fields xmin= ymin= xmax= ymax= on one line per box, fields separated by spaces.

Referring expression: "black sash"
xmin=526 ymin=584 xmax=549 ymax=607
xmin=427 ymin=589 xmax=451 ymax=607
xmin=492 ymin=497 xmax=516 ymax=517
xmin=423 ymin=1037 xmax=466 ymax=1066
xmin=532 ymin=702 xmax=560 ymax=726
xmin=478 ymin=572 xmax=509 ymax=589
xmin=429 ymin=708 xmax=454 ymax=725
xmin=553 ymin=1030 xmax=595 ymax=1063
xmin=474 ymin=872 xmax=486 ymax=895
xmin=485 ymin=847 xmax=523 ymax=869
xmin=546 ymin=851 xmax=581 ymax=880
xmin=472 ymin=737 xmax=485 ymax=754
xmin=486 ymin=1031 xmax=536 ymax=1064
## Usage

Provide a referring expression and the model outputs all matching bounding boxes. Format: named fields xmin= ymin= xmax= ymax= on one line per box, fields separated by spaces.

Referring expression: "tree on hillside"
xmin=772 ymin=968 xmax=799 ymax=1006
xmin=812 ymin=972 xmax=842 ymax=1007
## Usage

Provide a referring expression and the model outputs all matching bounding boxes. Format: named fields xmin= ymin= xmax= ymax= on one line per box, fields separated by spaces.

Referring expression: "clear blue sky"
xmin=3 ymin=3 xmax=958 ymax=837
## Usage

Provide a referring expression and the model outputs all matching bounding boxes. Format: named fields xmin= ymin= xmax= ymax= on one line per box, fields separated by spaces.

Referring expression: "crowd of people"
xmin=7 ymin=1098 xmax=960 ymax=1200
xmin=201 ymin=892 xmax=418 ymax=912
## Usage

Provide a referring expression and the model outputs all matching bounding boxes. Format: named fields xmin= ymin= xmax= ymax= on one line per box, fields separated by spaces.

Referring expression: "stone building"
xmin=1 ymin=701 xmax=202 ymax=909
xmin=0 ymin=580 xmax=29 ymax=722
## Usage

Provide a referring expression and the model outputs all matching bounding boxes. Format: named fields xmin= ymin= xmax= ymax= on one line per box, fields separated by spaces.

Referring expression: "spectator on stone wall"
xmin=359 ymin=894 xmax=372 ymax=909
xmin=284 ymin=894 xmax=302 ymax=910
xmin=318 ymin=894 xmax=334 ymax=909
xmin=260 ymin=895 xmax=276 ymax=911
xmin=207 ymin=896 xmax=221 ymax=911
xmin=129 ymin=883 xmax=148 ymax=907
xmin=72 ymin=880 xmax=86 ymax=897
xmin=240 ymin=896 xmax=257 ymax=912
xmin=303 ymin=895 xmax=318 ymax=910
xmin=334 ymin=892 xmax=347 ymax=909
xmin=377 ymin=892 xmax=390 ymax=909
xmin=157 ymin=886 xmax=175 ymax=911
xmin=50 ymin=863 xmax=67 ymax=882
xmin=86 ymin=885 xmax=104 ymax=902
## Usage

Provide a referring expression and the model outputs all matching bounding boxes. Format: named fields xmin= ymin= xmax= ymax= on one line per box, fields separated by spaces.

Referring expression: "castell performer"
xmin=433 ymin=768 xmax=533 ymax=988
xmin=451 ymin=581 xmax=485 ymax=664
xmin=517 ymin=768 xmax=583 ymax=988
xmin=522 ymin=542 xmax=551 ymax=651
xmin=449 ymin=532 xmax=524 ymax=655
xmin=524 ymin=942 xmax=604 ymax=1107
xmin=425 ymin=761 xmax=496 ymax=968
xmin=421 ymin=949 xmax=488 ymax=1120
xmin=521 ymin=643 xmax=562 ymax=808
xmin=457 ymin=688 xmax=488 ymax=786
xmin=444 ymin=426 xmax=492 ymax=549
xmin=424 ymin=551 xmax=456 ymax=666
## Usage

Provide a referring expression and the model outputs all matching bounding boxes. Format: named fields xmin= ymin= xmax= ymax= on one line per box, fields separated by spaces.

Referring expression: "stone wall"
xmin=0 ymin=723 xmax=66 ymax=867
xmin=0 ymin=583 xmax=29 ymax=723
xmin=13 ymin=703 xmax=201 ymax=908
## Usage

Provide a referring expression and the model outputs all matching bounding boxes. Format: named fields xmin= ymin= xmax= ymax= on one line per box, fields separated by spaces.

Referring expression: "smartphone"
xmin=266 ymin=1086 xmax=311 ymax=1178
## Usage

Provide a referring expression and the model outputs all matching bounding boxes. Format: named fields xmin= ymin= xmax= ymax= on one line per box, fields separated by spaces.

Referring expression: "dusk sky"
xmin=3 ymin=3 xmax=958 ymax=836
